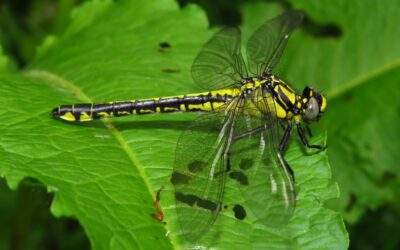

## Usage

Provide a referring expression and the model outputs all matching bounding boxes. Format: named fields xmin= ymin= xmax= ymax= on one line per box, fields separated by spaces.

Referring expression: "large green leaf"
xmin=0 ymin=0 xmax=346 ymax=249
xmin=242 ymin=0 xmax=400 ymax=222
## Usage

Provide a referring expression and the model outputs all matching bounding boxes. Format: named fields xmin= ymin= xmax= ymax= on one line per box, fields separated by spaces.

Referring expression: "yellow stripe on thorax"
xmin=249 ymin=86 xmax=293 ymax=120
xmin=255 ymin=96 xmax=288 ymax=119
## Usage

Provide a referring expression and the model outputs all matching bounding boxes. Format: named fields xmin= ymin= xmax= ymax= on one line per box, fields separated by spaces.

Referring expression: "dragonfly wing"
xmin=228 ymin=98 xmax=295 ymax=227
xmin=171 ymin=99 xmax=242 ymax=242
xmin=191 ymin=27 xmax=248 ymax=90
xmin=246 ymin=11 xmax=304 ymax=76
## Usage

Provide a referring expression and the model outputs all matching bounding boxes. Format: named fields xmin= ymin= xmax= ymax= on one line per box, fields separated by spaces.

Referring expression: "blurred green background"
xmin=0 ymin=0 xmax=398 ymax=249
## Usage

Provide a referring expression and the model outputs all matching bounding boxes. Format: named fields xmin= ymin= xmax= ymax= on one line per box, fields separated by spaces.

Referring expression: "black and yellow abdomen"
xmin=51 ymin=76 xmax=315 ymax=123
xmin=52 ymin=88 xmax=240 ymax=122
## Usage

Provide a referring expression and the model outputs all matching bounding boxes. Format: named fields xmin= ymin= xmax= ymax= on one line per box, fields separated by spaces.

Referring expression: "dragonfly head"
xmin=301 ymin=86 xmax=327 ymax=122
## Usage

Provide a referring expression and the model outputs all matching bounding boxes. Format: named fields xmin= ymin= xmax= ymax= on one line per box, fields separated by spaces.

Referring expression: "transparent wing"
xmin=171 ymin=99 xmax=242 ymax=242
xmin=252 ymin=87 xmax=296 ymax=222
xmin=172 ymin=92 xmax=296 ymax=243
xmin=191 ymin=27 xmax=248 ymax=90
xmin=246 ymin=11 xmax=304 ymax=76
xmin=228 ymin=92 xmax=295 ymax=227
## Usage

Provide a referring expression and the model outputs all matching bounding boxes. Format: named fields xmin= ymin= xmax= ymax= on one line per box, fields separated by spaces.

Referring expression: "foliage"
xmin=0 ymin=0 xmax=398 ymax=249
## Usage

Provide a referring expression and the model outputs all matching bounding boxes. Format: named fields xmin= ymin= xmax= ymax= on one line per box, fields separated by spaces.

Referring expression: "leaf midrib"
xmin=328 ymin=59 xmax=400 ymax=99
xmin=23 ymin=69 xmax=177 ymax=249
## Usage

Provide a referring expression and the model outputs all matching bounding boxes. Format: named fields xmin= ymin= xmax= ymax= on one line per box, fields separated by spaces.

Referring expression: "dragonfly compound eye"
xmin=304 ymin=97 xmax=319 ymax=121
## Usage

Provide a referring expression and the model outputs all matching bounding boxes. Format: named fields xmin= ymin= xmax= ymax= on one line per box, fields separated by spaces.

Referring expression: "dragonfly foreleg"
xmin=296 ymin=124 xmax=326 ymax=151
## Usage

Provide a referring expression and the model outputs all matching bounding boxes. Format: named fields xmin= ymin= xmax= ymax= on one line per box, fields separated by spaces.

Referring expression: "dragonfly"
xmin=51 ymin=11 xmax=327 ymax=243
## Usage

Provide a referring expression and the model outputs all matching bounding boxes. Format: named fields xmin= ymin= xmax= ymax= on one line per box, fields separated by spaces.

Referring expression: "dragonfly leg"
xmin=296 ymin=124 xmax=326 ymax=150
xmin=279 ymin=123 xmax=292 ymax=153
xmin=305 ymin=125 xmax=312 ymax=137
xmin=278 ymin=123 xmax=295 ymax=181
xmin=279 ymin=120 xmax=286 ymax=130
xmin=226 ymin=155 xmax=232 ymax=172
xmin=213 ymin=153 xmax=232 ymax=178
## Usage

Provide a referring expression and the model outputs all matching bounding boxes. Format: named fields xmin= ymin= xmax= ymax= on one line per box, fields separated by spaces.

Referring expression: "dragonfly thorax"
xmin=240 ymin=75 xmax=306 ymax=123
xmin=237 ymin=75 xmax=326 ymax=124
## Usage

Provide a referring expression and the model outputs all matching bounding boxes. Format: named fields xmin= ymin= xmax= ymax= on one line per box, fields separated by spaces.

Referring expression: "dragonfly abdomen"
xmin=51 ymin=91 xmax=235 ymax=122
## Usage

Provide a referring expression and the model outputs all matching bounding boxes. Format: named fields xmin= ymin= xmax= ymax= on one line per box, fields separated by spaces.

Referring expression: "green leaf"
xmin=0 ymin=178 xmax=90 ymax=249
xmin=242 ymin=0 xmax=400 ymax=222
xmin=0 ymin=0 xmax=347 ymax=249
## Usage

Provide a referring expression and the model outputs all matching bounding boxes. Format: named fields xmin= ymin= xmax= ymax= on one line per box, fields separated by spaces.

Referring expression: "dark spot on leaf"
xmin=178 ymin=0 xmax=242 ymax=26
xmin=175 ymin=192 xmax=219 ymax=212
xmin=224 ymin=205 xmax=228 ymax=209
xmin=229 ymin=171 xmax=248 ymax=185
xmin=188 ymin=160 xmax=206 ymax=173
xmin=233 ymin=204 xmax=246 ymax=220
xmin=158 ymin=41 xmax=171 ymax=52
xmin=239 ymin=158 xmax=254 ymax=170
xmin=170 ymin=171 xmax=191 ymax=185
xmin=303 ymin=16 xmax=342 ymax=38
xmin=159 ymin=41 xmax=171 ymax=48
xmin=161 ymin=68 xmax=180 ymax=73
xmin=316 ymin=24 xmax=342 ymax=37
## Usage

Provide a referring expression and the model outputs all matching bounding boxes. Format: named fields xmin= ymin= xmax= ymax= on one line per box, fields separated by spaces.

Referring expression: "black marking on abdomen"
xmin=64 ymin=104 xmax=91 ymax=120
xmin=52 ymin=92 xmax=233 ymax=121
xmin=134 ymin=99 xmax=157 ymax=114
xmin=157 ymin=97 xmax=181 ymax=112
xmin=207 ymin=92 xmax=214 ymax=111
xmin=94 ymin=101 xmax=134 ymax=118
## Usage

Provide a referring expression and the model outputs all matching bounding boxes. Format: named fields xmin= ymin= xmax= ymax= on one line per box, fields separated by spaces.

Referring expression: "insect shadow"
xmin=63 ymin=119 xmax=208 ymax=132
